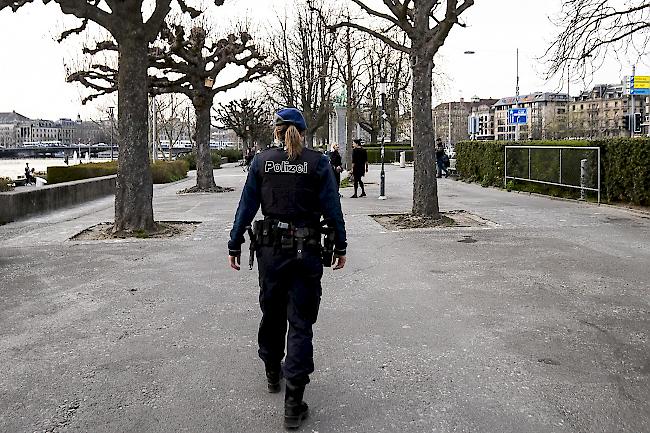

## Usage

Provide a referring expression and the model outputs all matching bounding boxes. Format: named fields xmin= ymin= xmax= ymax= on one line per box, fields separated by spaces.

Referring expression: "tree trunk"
xmin=194 ymin=100 xmax=216 ymax=190
xmin=390 ymin=118 xmax=398 ymax=142
xmin=370 ymin=130 xmax=379 ymax=145
xmin=305 ymin=130 xmax=315 ymax=148
xmin=113 ymin=36 xmax=155 ymax=233
xmin=411 ymin=53 xmax=440 ymax=218
xmin=345 ymin=106 xmax=355 ymax=170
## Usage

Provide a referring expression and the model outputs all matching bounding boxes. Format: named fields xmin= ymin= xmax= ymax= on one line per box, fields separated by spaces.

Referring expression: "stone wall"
xmin=0 ymin=175 xmax=116 ymax=224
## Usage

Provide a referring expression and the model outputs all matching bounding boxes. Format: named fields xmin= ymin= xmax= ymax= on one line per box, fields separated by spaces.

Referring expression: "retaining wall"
xmin=0 ymin=175 xmax=116 ymax=224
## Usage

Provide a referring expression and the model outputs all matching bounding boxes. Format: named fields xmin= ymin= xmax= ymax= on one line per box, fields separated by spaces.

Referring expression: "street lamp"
xmin=378 ymin=79 xmax=388 ymax=200
xmin=464 ymin=48 xmax=520 ymax=140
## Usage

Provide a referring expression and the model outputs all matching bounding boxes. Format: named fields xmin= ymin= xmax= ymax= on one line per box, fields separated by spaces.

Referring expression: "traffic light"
xmin=633 ymin=113 xmax=642 ymax=133
xmin=622 ymin=114 xmax=631 ymax=131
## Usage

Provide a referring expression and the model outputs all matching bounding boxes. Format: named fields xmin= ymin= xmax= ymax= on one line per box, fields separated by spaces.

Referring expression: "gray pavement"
xmin=1 ymin=165 xmax=649 ymax=433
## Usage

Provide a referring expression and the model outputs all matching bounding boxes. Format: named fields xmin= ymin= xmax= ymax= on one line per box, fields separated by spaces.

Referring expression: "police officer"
xmin=228 ymin=108 xmax=347 ymax=430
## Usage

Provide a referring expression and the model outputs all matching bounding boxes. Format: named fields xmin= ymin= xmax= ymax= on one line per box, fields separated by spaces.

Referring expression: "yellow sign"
xmin=633 ymin=76 xmax=650 ymax=88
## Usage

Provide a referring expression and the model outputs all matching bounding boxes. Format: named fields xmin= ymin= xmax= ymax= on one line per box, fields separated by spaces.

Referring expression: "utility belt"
xmin=246 ymin=218 xmax=336 ymax=269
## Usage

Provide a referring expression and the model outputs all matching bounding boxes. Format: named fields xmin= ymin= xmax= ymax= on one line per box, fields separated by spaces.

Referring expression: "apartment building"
xmin=493 ymin=92 xmax=569 ymax=141
xmin=432 ymin=97 xmax=498 ymax=145
xmin=569 ymin=84 xmax=648 ymax=137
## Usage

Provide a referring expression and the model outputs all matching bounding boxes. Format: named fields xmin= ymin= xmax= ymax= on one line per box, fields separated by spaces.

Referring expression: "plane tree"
xmin=214 ymin=97 xmax=273 ymax=150
xmin=0 ymin=0 xmax=226 ymax=232
xmin=545 ymin=0 xmax=650 ymax=80
xmin=266 ymin=1 xmax=338 ymax=148
xmin=149 ymin=24 xmax=274 ymax=190
xmin=329 ymin=0 xmax=475 ymax=218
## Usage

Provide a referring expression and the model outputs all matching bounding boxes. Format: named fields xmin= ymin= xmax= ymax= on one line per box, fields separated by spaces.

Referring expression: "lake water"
xmin=0 ymin=158 xmax=113 ymax=180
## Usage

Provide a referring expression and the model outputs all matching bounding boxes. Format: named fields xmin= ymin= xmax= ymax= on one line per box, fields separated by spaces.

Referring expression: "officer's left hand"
xmin=229 ymin=255 xmax=241 ymax=271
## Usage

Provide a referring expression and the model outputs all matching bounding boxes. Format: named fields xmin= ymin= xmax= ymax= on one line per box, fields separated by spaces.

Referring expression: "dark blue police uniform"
xmin=228 ymin=145 xmax=347 ymax=387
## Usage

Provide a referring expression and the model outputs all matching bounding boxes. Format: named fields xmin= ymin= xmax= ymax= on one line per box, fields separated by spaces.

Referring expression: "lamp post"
xmin=464 ymin=48 xmax=520 ymax=140
xmin=378 ymin=79 xmax=387 ymax=200
xmin=108 ymin=106 xmax=115 ymax=161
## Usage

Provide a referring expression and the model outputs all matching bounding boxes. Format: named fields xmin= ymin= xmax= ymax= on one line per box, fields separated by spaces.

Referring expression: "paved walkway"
xmin=1 ymin=165 xmax=649 ymax=433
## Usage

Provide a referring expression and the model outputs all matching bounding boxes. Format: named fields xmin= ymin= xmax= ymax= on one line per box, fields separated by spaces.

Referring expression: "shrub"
xmin=455 ymin=139 xmax=650 ymax=205
xmin=47 ymin=160 xmax=189 ymax=185
xmin=0 ymin=177 xmax=14 ymax=192
xmin=47 ymin=161 xmax=118 ymax=184
xmin=214 ymin=148 xmax=244 ymax=163
xmin=365 ymin=148 xmax=413 ymax=164
xmin=178 ymin=152 xmax=223 ymax=171
xmin=151 ymin=160 xmax=189 ymax=183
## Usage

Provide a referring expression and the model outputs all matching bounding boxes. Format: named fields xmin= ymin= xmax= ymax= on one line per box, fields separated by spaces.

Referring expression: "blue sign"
xmin=508 ymin=108 xmax=528 ymax=125
xmin=632 ymin=88 xmax=650 ymax=95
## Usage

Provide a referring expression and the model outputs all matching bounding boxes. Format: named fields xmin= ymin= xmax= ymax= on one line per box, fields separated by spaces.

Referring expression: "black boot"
xmin=284 ymin=380 xmax=309 ymax=430
xmin=266 ymin=365 xmax=282 ymax=393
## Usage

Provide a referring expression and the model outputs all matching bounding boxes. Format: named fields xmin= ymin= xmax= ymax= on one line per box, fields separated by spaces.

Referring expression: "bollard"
xmin=580 ymin=158 xmax=587 ymax=201
xmin=400 ymin=151 xmax=406 ymax=168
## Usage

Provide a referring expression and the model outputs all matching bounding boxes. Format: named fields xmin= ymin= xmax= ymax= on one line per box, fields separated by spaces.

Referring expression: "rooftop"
xmin=494 ymin=92 xmax=569 ymax=107
xmin=0 ymin=111 xmax=31 ymax=124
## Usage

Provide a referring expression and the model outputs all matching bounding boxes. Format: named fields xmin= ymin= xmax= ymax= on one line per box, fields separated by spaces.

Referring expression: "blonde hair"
xmin=275 ymin=125 xmax=304 ymax=160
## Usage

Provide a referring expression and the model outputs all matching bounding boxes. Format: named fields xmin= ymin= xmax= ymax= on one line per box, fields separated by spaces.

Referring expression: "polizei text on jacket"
xmin=265 ymin=161 xmax=309 ymax=174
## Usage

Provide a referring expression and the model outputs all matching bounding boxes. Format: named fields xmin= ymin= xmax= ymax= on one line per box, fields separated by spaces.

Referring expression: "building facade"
xmin=493 ymin=92 xmax=569 ymax=141
xmin=432 ymin=97 xmax=498 ymax=146
xmin=569 ymin=84 xmax=648 ymax=138
xmin=0 ymin=112 xmax=83 ymax=147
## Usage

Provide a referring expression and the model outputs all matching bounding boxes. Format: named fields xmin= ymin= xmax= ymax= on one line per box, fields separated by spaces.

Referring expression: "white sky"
xmin=0 ymin=0 xmax=647 ymax=120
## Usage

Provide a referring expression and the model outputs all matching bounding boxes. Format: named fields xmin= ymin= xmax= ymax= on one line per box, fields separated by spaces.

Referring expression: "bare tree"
xmin=332 ymin=13 xmax=369 ymax=167
xmin=214 ymin=97 xmax=273 ymax=150
xmin=267 ymin=2 xmax=338 ymax=147
xmin=155 ymin=94 xmax=192 ymax=160
xmin=1 ymin=0 xmax=226 ymax=232
xmin=150 ymin=23 xmax=274 ymax=190
xmin=330 ymin=0 xmax=475 ymax=218
xmin=545 ymin=1 xmax=650 ymax=80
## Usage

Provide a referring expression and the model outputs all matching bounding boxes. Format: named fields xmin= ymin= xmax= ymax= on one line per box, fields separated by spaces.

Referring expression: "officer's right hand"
xmin=229 ymin=255 xmax=241 ymax=271
xmin=332 ymin=255 xmax=346 ymax=270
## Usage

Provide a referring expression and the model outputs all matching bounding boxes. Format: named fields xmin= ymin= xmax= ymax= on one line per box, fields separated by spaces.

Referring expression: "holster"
xmin=252 ymin=219 xmax=323 ymax=262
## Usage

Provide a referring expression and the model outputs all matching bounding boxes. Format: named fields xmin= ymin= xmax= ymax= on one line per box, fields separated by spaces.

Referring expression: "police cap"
xmin=274 ymin=108 xmax=307 ymax=132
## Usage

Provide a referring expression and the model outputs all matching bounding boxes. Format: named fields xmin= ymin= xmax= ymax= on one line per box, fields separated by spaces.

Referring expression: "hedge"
xmin=47 ymin=161 xmax=118 ymax=184
xmin=47 ymin=160 xmax=189 ymax=185
xmin=178 ymin=152 xmax=223 ymax=170
xmin=455 ymin=139 xmax=650 ymax=205
xmin=215 ymin=148 xmax=245 ymax=163
xmin=151 ymin=160 xmax=189 ymax=183
xmin=365 ymin=148 xmax=414 ymax=164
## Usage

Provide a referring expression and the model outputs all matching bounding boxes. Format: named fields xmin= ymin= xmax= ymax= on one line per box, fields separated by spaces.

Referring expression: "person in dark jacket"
xmin=350 ymin=139 xmax=368 ymax=198
xmin=436 ymin=140 xmax=448 ymax=178
xmin=328 ymin=143 xmax=343 ymax=193
xmin=228 ymin=107 xmax=347 ymax=430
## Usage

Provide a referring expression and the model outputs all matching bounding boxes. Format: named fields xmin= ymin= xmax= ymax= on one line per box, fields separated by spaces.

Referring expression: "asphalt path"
xmin=1 ymin=164 xmax=648 ymax=433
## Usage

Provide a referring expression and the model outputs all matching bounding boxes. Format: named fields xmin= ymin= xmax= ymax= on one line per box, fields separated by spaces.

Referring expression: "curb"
xmin=455 ymin=179 xmax=650 ymax=218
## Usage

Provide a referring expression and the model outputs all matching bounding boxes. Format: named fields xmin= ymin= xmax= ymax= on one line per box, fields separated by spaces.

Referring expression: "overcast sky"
xmin=0 ymin=0 xmax=646 ymax=120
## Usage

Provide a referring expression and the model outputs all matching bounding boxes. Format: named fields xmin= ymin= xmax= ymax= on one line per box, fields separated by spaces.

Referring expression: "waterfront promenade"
xmin=1 ymin=165 xmax=649 ymax=432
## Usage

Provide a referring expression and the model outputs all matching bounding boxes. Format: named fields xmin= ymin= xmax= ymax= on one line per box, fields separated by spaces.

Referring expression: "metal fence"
xmin=504 ymin=146 xmax=601 ymax=203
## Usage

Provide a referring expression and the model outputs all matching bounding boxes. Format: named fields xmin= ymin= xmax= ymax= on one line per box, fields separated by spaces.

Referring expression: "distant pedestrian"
xmin=436 ymin=141 xmax=448 ymax=178
xmin=350 ymin=139 xmax=368 ymax=198
xmin=328 ymin=143 xmax=343 ymax=193
xmin=24 ymin=163 xmax=35 ymax=185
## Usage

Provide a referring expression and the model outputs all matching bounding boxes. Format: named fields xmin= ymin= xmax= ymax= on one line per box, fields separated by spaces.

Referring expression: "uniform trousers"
xmin=256 ymin=245 xmax=323 ymax=386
